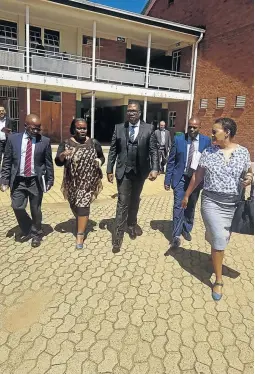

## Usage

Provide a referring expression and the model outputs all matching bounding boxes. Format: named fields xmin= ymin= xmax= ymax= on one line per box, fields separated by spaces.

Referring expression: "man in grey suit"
xmin=155 ymin=120 xmax=171 ymax=173
xmin=107 ymin=101 xmax=159 ymax=253
xmin=0 ymin=114 xmax=54 ymax=248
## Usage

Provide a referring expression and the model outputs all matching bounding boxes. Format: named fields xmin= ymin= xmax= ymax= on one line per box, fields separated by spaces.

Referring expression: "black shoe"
xmin=182 ymin=231 xmax=192 ymax=241
xmin=112 ymin=232 xmax=123 ymax=253
xmin=15 ymin=232 xmax=31 ymax=243
xmin=170 ymin=236 xmax=181 ymax=249
xmin=128 ymin=224 xmax=143 ymax=240
xmin=31 ymin=236 xmax=42 ymax=248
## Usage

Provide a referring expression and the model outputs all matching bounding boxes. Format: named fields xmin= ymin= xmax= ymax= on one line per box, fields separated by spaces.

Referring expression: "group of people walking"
xmin=0 ymin=100 xmax=252 ymax=301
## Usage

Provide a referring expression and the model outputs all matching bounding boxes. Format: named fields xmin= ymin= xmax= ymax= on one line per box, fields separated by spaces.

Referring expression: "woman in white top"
xmin=182 ymin=118 xmax=253 ymax=301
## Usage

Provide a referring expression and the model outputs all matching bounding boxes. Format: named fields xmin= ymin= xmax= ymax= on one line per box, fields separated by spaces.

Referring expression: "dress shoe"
xmin=112 ymin=232 xmax=123 ymax=253
xmin=170 ymin=236 xmax=181 ymax=249
xmin=128 ymin=224 xmax=143 ymax=240
xmin=31 ymin=236 xmax=42 ymax=248
xmin=15 ymin=232 xmax=31 ymax=243
xmin=182 ymin=231 xmax=192 ymax=241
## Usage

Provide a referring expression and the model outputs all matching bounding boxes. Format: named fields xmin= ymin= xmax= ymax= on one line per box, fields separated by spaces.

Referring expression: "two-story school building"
xmin=0 ymin=0 xmax=204 ymax=143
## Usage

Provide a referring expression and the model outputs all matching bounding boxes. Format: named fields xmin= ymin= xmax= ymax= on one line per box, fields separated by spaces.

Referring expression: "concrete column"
xmin=91 ymin=91 xmax=95 ymax=138
xmin=143 ymin=97 xmax=148 ymax=122
xmin=76 ymin=28 xmax=82 ymax=56
xmin=27 ymin=86 xmax=30 ymax=115
xmin=25 ymin=5 xmax=30 ymax=73
xmin=92 ymin=21 xmax=97 ymax=82
xmin=145 ymin=33 xmax=151 ymax=89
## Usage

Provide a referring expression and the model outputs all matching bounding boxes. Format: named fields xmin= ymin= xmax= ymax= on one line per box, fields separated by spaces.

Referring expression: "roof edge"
xmin=47 ymin=0 xmax=205 ymax=37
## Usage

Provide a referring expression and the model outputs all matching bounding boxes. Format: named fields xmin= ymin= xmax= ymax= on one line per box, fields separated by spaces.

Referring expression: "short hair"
xmin=128 ymin=100 xmax=141 ymax=112
xmin=70 ymin=118 xmax=87 ymax=135
xmin=215 ymin=117 xmax=237 ymax=138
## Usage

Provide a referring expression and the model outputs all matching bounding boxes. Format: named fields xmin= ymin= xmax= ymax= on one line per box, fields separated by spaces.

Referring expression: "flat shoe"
xmin=212 ymin=282 xmax=223 ymax=301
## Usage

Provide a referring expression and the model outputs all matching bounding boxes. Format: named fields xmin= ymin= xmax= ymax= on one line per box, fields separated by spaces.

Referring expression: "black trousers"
xmin=0 ymin=140 xmax=6 ymax=166
xmin=115 ymin=171 xmax=145 ymax=234
xmin=11 ymin=176 xmax=43 ymax=237
xmin=159 ymin=147 xmax=167 ymax=171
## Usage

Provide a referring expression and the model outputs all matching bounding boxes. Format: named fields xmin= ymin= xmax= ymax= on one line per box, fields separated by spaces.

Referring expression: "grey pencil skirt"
xmin=201 ymin=193 xmax=236 ymax=251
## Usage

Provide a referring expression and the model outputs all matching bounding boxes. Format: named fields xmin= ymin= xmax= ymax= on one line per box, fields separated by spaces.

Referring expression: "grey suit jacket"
xmin=155 ymin=129 xmax=171 ymax=152
xmin=0 ymin=132 xmax=54 ymax=191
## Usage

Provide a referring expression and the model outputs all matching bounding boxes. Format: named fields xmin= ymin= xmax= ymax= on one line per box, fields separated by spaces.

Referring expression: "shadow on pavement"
xmin=165 ymin=247 xmax=240 ymax=288
xmin=6 ymin=224 xmax=54 ymax=241
xmin=54 ymin=219 xmax=97 ymax=238
xmin=99 ymin=218 xmax=115 ymax=235
xmin=150 ymin=219 xmax=173 ymax=242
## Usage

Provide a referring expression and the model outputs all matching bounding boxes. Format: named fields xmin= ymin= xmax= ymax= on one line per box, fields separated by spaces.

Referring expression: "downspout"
xmin=185 ymin=32 xmax=204 ymax=133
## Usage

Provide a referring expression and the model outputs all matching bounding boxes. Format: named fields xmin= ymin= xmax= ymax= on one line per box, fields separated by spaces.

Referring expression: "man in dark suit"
xmin=107 ymin=101 xmax=159 ymax=253
xmin=155 ymin=120 xmax=171 ymax=173
xmin=0 ymin=106 xmax=16 ymax=166
xmin=164 ymin=116 xmax=211 ymax=249
xmin=0 ymin=114 xmax=54 ymax=248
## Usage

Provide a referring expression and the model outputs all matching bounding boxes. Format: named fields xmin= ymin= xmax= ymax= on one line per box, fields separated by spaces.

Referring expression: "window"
xmin=83 ymin=35 xmax=99 ymax=47
xmin=200 ymin=98 xmax=208 ymax=109
xmin=30 ymin=26 xmax=41 ymax=49
xmin=169 ymin=111 xmax=176 ymax=128
xmin=235 ymin=95 xmax=246 ymax=108
xmin=0 ymin=20 xmax=17 ymax=46
xmin=41 ymin=91 xmax=61 ymax=102
xmin=172 ymin=50 xmax=181 ymax=72
xmin=44 ymin=29 xmax=60 ymax=53
xmin=216 ymin=97 xmax=226 ymax=108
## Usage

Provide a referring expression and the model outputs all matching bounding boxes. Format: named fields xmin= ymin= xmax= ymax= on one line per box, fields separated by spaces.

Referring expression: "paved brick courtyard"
xmin=0 ymin=161 xmax=253 ymax=374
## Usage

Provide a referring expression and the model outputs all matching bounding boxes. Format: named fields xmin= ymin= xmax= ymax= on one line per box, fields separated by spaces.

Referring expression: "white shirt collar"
xmin=129 ymin=120 xmax=140 ymax=127
xmin=189 ymin=134 xmax=199 ymax=141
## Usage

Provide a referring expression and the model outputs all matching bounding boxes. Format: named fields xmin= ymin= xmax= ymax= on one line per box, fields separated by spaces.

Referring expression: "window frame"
xmin=168 ymin=111 xmax=176 ymax=128
xmin=0 ymin=19 xmax=18 ymax=46
xmin=172 ymin=49 xmax=181 ymax=72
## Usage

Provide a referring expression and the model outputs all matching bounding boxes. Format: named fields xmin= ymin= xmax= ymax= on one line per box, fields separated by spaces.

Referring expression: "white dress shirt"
xmin=185 ymin=134 xmax=200 ymax=172
xmin=19 ymin=132 xmax=36 ymax=176
xmin=0 ymin=118 xmax=6 ymax=141
xmin=129 ymin=120 xmax=140 ymax=140
xmin=160 ymin=129 xmax=166 ymax=146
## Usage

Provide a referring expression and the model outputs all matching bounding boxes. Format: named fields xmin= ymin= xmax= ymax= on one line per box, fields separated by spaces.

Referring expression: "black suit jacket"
xmin=0 ymin=132 xmax=54 ymax=191
xmin=5 ymin=117 xmax=16 ymax=132
xmin=107 ymin=121 xmax=159 ymax=180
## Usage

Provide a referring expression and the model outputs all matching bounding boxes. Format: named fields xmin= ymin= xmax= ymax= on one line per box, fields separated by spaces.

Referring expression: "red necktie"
xmin=24 ymin=138 xmax=32 ymax=177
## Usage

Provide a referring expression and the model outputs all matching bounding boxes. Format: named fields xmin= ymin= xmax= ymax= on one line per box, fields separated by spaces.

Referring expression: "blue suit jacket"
xmin=164 ymin=133 xmax=211 ymax=189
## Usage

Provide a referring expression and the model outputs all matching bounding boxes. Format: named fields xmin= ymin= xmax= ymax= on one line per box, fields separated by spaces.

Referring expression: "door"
xmin=41 ymin=101 xmax=61 ymax=142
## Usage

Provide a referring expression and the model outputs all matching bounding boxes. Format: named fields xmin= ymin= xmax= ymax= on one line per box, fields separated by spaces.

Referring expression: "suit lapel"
xmin=184 ymin=134 xmax=188 ymax=165
xmin=198 ymin=135 xmax=204 ymax=153
xmin=137 ymin=121 xmax=146 ymax=144
xmin=124 ymin=122 xmax=129 ymax=149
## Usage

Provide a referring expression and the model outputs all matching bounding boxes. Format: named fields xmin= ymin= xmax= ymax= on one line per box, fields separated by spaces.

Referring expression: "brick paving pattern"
xmin=0 ymin=161 xmax=253 ymax=374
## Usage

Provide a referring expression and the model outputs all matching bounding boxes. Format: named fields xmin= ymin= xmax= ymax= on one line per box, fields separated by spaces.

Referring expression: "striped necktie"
xmin=187 ymin=140 xmax=195 ymax=175
xmin=24 ymin=137 xmax=32 ymax=177
xmin=130 ymin=125 xmax=136 ymax=143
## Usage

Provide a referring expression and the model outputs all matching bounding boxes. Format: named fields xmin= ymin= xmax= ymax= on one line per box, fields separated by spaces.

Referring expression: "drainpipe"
xmin=185 ymin=32 xmax=203 ymax=133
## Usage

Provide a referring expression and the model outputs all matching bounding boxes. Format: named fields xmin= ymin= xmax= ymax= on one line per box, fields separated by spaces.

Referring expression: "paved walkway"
xmin=0 ymin=162 xmax=253 ymax=374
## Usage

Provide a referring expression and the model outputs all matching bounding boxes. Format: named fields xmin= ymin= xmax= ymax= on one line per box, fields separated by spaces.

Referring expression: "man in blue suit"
xmin=164 ymin=116 xmax=211 ymax=248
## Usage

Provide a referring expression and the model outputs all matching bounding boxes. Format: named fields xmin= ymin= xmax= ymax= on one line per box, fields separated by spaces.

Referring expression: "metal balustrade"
xmin=0 ymin=43 xmax=191 ymax=92
xmin=0 ymin=45 xmax=24 ymax=70
xmin=31 ymin=53 xmax=91 ymax=79
xmin=149 ymin=73 xmax=190 ymax=91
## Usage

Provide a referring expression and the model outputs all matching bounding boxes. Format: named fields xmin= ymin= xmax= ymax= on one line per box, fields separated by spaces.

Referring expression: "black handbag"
xmin=231 ymin=187 xmax=254 ymax=235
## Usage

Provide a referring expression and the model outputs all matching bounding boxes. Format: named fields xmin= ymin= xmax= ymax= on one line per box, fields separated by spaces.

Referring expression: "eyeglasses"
xmin=127 ymin=110 xmax=139 ymax=114
xmin=188 ymin=126 xmax=199 ymax=130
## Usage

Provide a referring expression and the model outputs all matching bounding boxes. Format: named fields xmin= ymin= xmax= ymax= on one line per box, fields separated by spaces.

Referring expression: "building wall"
xmin=148 ymin=0 xmax=254 ymax=158
xmin=99 ymin=38 xmax=126 ymax=63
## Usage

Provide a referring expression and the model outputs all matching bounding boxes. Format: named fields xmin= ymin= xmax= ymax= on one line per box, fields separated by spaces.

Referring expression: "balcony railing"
xmin=0 ymin=43 xmax=191 ymax=92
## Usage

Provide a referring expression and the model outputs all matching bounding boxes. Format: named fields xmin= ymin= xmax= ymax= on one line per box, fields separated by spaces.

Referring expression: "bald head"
xmin=159 ymin=121 xmax=166 ymax=130
xmin=25 ymin=114 xmax=41 ymax=137
xmin=188 ymin=116 xmax=201 ymax=139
